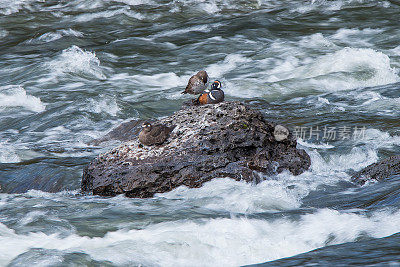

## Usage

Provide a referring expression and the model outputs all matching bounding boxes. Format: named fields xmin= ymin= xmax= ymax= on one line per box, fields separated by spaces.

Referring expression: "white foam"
xmin=297 ymin=139 xmax=334 ymax=149
xmin=88 ymin=96 xmax=120 ymax=116
xmin=317 ymin=96 xmax=330 ymax=104
xmin=352 ymin=90 xmax=400 ymax=112
xmin=153 ymin=24 xmax=213 ymax=38
xmin=161 ymin=143 xmax=365 ymax=214
xmin=127 ymin=72 xmax=189 ymax=90
xmin=0 ymin=0 xmax=34 ymax=15
xmin=267 ymin=48 xmax=400 ymax=92
xmin=17 ymin=211 xmax=48 ymax=227
xmin=390 ymin=45 xmax=400 ymax=56
xmin=113 ymin=0 xmax=153 ymax=5
xmin=307 ymin=48 xmax=399 ymax=89
xmin=357 ymin=91 xmax=383 ymax=105
xmin=75 ymin=7 xmax=144 ymax=22
xmin=206 ymin=54 xmax=251 ymax=78
xmin=299 ymin=33 xmax=336 ymax=48
xmin=168 ymin=0 xmax=222 ymax=13
xmin=1 ymin=209 xmax=400 ymax=266
xmin=160 ymin=178 xmax=301 ymax=213
xmin=0 ymin=85 xmax=45 ymax=113
xmin=43 ymin=126 xmax=71 ymax=138
xmin=0 ymin=29 xmax=8 ymax=38
xmin=200 ymin=1 xmax=220 ymax=13
xmin=325 ymin=147 xmax=379 ymax=172
xmin=332 ymin=28 xmax=384 ymax=41
xmin=30 ymin=29 xmax=83 ymax=43
xmin=294 ymin=0 xmax=378 ymax=14
xmin=47 ymin=45 xmax=106 ymax=80
xmin=357 ymin=128 xmax=400 ymax=149
xmin=0 ymin=141 xmax=21 ymax=163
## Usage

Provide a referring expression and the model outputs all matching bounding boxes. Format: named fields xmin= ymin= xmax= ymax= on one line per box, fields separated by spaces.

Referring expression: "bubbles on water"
xmin=0 ymin=85 xmax=45 ymax=113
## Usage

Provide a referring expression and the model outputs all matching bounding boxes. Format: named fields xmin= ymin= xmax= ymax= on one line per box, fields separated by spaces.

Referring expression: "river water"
xmin=0 ymin=0 xmax=399 ymax=266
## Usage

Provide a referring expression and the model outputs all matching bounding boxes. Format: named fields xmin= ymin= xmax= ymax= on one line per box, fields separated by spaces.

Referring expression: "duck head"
xmin=141 ymin=122 xmax=152 ymax=132
xmin=197 ymin=70 xmax=209 ymax=84
xmin=211 ymin=80 xmax=222 ymax=90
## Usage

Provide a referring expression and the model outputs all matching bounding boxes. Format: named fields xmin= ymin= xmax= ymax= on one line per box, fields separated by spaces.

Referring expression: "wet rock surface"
xmin=351 ymin=155 xmax=400 ymax=185
xmin=82 ymin=101 xmax=311 ymax=198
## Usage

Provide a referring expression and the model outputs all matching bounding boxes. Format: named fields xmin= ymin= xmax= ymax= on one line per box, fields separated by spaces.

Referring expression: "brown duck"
xmin=139 ymin=122 xmax=175 ymax=146
xmin=181 ymin=70 xmax=209 ymax=95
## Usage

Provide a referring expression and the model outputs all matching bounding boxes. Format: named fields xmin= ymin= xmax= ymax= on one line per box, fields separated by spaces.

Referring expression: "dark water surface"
xmin=0 ymin=0 xmax=399 ymax=266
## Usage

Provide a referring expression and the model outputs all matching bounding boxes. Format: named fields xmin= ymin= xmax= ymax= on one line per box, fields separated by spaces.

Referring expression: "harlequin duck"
xmin=139 ymin=122 xmax=175 ymax=146
xmin=181 ymin=70 xmax=209 ymax=95
xmin=195 ymin=80 xmax=224 ymax=105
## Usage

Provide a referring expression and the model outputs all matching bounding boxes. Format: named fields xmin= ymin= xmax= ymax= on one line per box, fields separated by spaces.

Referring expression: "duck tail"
xmin=192 ymin=95 xmax=201 ymax=106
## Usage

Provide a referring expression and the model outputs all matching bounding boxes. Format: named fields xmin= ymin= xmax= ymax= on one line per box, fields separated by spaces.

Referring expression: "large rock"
xmin=82 ymin=101 xmax=311 ymax=198
xmin=351 ymin=155 xmax=400 ymax=185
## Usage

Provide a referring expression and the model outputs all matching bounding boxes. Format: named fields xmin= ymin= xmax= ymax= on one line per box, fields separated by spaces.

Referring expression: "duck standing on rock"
xmin=195 ymin=80 xmax=224 ymax=105
xmin=181 ymin=70 xmax=209 ymax=95
xmin=139 ymin=122 xmax=175 ymax=146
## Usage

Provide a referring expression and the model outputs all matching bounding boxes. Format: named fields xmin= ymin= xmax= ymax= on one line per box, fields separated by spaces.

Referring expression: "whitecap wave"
xmin=47 ymin=45 xmax=106 ymax=80
xmin=1 ymin=209 xmax=400 ymax=266
xmin=308 ymin=48 xmax=399 ymax=89
xmin=0 ymin=85 xmax=45 ymax=112
xmin=266 ymin=47 xmax=399 ymax=92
